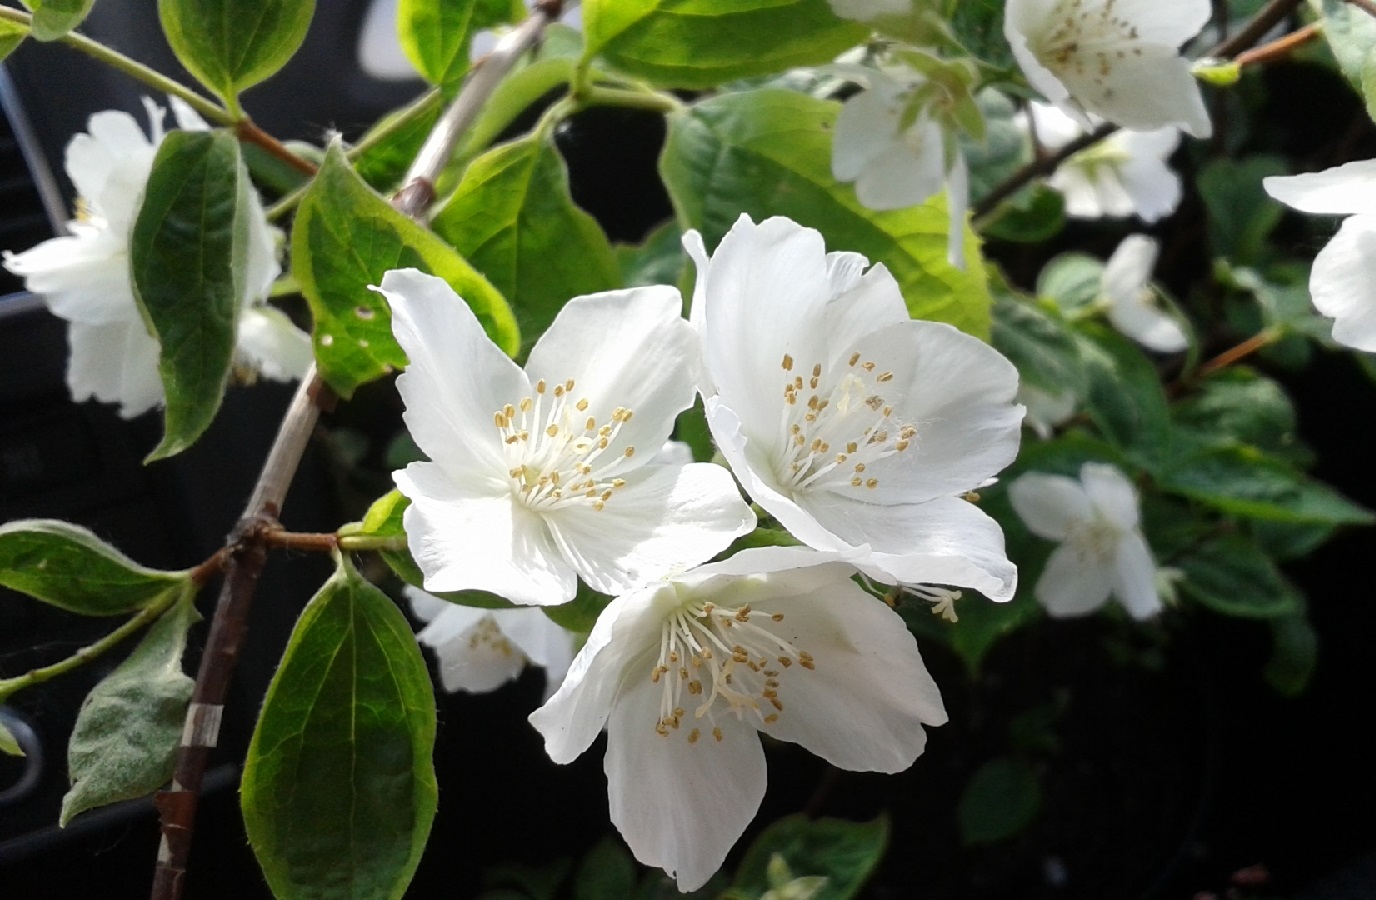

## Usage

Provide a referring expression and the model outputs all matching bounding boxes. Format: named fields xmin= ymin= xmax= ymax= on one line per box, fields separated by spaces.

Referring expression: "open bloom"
xmin=1024 ymin=101 xmax=1182 ymax=222
xmin=686 ymin=215 xmax=1023 ymax=600
xmin=2 ymin=98 xmax=309 ymax=418
xmin=381 ymin=268 xmax=755 ymax=607
xmin=1009 ymin=463 xmax=1162 ymax=619
xmin=1004 ymin=0 xmax=1212 ymax=137
xmin=528 ymin=546 xmax=945 ymax=891
xmin=1101 ymin=234 xmax=1187 ymax=352
xmin=1263 ymin=160 xmax=1376 ymax=352
xmin=407 ymin=588 xmax=575 ymax=699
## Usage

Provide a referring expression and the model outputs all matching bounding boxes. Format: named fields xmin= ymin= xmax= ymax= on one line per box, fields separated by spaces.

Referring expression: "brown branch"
xmin=259 ymin=530 xmax=340 ymax=553
xmin=234 ymin=119 xmax=318 ymax=178
xmin=1233 ymin=22 xmax=1322 ymax=68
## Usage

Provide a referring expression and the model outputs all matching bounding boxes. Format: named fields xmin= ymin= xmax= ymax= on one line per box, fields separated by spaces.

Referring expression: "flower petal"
xmin=67 ymin=318 xmax=164 ymax=418
xmin=1009 ymin=472 xmax=1092 ymax=540
xmin=1081 ymin=463 xmax=1141 ymax=529
xmin=853 ymin=130 xmax=946 ymax=211
xmin=1109 ymin=0 xmax=1211 ymax=44
xmin=236 ymin=307 xmax=313 ymax=381
xmin=1035 ymin=541 xmax=1115 ymax=616
xmin=1112 ymin=530 xmax=1162 ymax=619
xmin=1102 ymin=234 xmax=1159 ymax=306
xmin=832 ymin=88 xmax=894 ymax=182
xmin=1117 ymin=143 xmax=1182 ymax=222
xmin=1066 ymin=48 xmax=1211 ymax=137
xmin=1309 ymin=214 xmax=1376 ymax=352
xmin=499 ymin=608 xmax=576 ymax=697
xmin=4 ymin=229 xmax=134 ymax=324
xmin=1264 ymin=160 xmax=1376 ymax=216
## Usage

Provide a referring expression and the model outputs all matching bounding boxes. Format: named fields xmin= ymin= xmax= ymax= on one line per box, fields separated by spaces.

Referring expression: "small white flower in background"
xmin=407 ymin=588 xmax=575 ymax=699
xmin=831 ymin=67 xmax=971 ymax=267
xmin=685 ymin=215 xmax=1024 ymax=601
xmin=1004 ymin=0 xmax=1213 ymax=137
xmin=1018 ymin=382 xmax=1078 ymax=439
xmin=1009 ymin=462 xmax=1162 ymax=619
xmin=1263 ymin=160 xmax=1376 ymax=352
xmin=528 ymin=547 xmax=946 ymax=891
xmin=2 ymin=97 xmax=309 ymax=418
xmin=1023 ymin=101 xmax=1182 ymax=222
xmin=1100 ymin=234 xmax=1188 ymax=352
xmin=380 ymin=268 xmax=755 ymax=608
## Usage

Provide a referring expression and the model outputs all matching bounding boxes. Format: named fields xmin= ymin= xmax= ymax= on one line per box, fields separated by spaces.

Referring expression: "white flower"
xmin=1018 ymin=382 xmax=1077 ymax=439
xmin=1101 ymin=234 xmax=1188 ymax=352
xmin=685 ymin=215 xmax=1024 ymax=601
xmin=1004 ymin=0 xmax=1212 ymax=137
xmin=528 ymin=546 xmax=945 ymax=891
xmin=380 ymin=268 xmax=756 ymax=608
xmin=1009 ymin=463 xmax=1162 ymax=619
xmin=831 ymin=68 xmax=970 ymax=266
xmin=1263 ymin=160 xmax=1376 ymax=353
xmin=1023 ymin=101 xmax=1181 ymax=222
xmin=2 ymin=98 xmax=309 ymax=418
xmin=407 ymin=588 xmax=575 ymax=699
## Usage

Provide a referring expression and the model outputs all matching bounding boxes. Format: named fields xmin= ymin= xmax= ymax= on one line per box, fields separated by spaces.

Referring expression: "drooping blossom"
xmin=1023 ymin=101 xmax=1182 ymax=222
xmin=2 ymin=98 xmax=309 ymax=418
xmin=685 ymin=215 xmax=1023 ymax=601
xmin=528 ymin=547 xmax=945 ymax=891
xmin=1004 ymin=0 xmax=1212 ymax=137
xmin=1009 ymin=462 xmax=1162 ymax=619
xmin=407 ymin=588 xmax=575 ymax=699
xmin=381 ymin=268 xmax=755 ymax=608
xmin=1263 ymin=160 xmax=1376 ymax=352
xmin=1100 ymin=234 xmax=1188 ymax=352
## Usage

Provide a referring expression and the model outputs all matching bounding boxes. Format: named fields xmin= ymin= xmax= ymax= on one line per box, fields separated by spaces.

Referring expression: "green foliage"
xmin=1265 ymin=608 xmax=1319 ymax=697
xmin=241 ymin=555 xmax=438 ymax=900
xmin=60 ymin=589 xmax=198 ymax=825
xmin=990 ymin=286 xmax=1085 ymax=397
xmin=20 ymin=0 xmax=90 ymax=41
xmin=1317 ymin=0 xmax=1376 ymax=122
xmin=1171 ymin=369 xmax=1306 ymax=464
xmin=1176 ymin=534 xmax=1302 ymax=619
xmin=397 ymin=0 xmax=517 ymax=88
xmin=617 ymin=219 xmax=686 ymax=290
xmin=0 ymin=720 xmax=21 ymax=757
xmin=957 ymin=757 xmax=1043 ymax=845
xmin=1074 ymin=325 xmax=1170 ymax=460
xmin=158 ymin=0 xmax=315 ymax=107
xmin=0 ymin=18 xmax=26 ymax=60
xmin=662 ymin=89 xmax=991 ymax=338
xmin=130 ymin=130 xmax=249 ymax=460
xmin=731 ymin=815 xmax=888 ymax=900
xmin=573 ymin=837 xmax=637 ymax=900
xmin=948 ymin=0 xmax=1016 ymax=74
xmin=0 ymin=519 xmax=190 ymax=617
xmin=1197 ymin=156 xmax=1288 ymax=265
xmin=431 ymin=133 xmax=621 ymax=351
xmin=901 ymin=586 xmax=1040 ymax=675
xmin=353 ymin=95 xmax=444 ymax=192
xmin=1038 ymin=252 xmax=1103 ymax=313
xmin=291 ymin=142 xmax=518 ymax=398
xmin=581 ymin=0 xmax=866 ymax=90
xmin=1158 ymin=446 xmax=1373 ymax=526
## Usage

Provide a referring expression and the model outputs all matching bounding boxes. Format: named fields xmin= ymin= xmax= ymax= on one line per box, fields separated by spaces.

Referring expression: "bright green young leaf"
xmin=1038 ymin=252 xmax=1103 ymax=313
xmin=292 ymin=142 xmax=518 ymax=397
xmin=731 ymin=814 xmax=888 ymax=900
xmin=431 ymin=133 xmax=621 ymax=351
xmin=1158 ymin=445 xmax=1373 ymax=526
xmin=158 ymin=0 xmax=316 ymax=107
xmin=398 ymin=0 xmax=517 ymax=87
xmin=1 ymin=17 xmax=30 ymax=60
xmin=662 ymin=89 xmax=991 ymax=338
xmin=573 ymin=837 xmax=637 ymax=900
xmin=241 ymin=555 xmax=437 ymax=900
xmin=60 ymin=588 xmax=198 ymax=825
xmin=582 ymin=0 xmax=866 ymax=89
xmin=1318 ymin=0 xmax=1376 ymax=122
xmin=0 ymin=519 xmax=190 ymax=617
xmin=1177 ymin=534 xmax=1302 ymax=619
xmin=958 ymin=757 xmax=1043 ymax=846
xmin=130 ymin=130 xmax=249 ymax=460
xmin=21 ymin=0 xmax=92 ymax=41
xmin=0 ymin=720 xmax=24 ymax=757
xmin=1197 ymin=156 xmax=1288 ymax=265
xmin=1265 ymin=608 xmax=1318 ymax=697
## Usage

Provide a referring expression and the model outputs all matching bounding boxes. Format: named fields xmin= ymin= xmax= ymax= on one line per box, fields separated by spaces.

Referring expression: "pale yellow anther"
xmin=782 ymin=353 xmax=794 ymax=371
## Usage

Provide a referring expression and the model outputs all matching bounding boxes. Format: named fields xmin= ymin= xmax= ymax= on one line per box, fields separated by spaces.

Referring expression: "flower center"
xmin=492 ymin=377 xmax=638 ymax=512
xmin=468 ymin=616 xmax=522 ymax=660
xmin=1037 ymin=0 xmax=1145 ymax=81
xmin=648 ymin=599 xmax=814 ymax=744
xmin=1067 ymin=518 xmax=1122 ymax=562
xmin=773 ymin=352 xmax=917 ymax=495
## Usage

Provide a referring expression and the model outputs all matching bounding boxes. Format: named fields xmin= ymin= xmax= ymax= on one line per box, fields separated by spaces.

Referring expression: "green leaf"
xmin=158 ymin=0 xmax=316 ymax=106
xmin=0 ymin=720 xmax=24 ymax=757
xmin=1197 ymin=156 xmax=1288 ymax=265
xmin=130 ymin=130 xmax=250 ymax=460
xmin=1074 ymin=325 xmax=1170 ymax=459
xmin=582 ymin=0 xmax=866 ymax=90
xmin=22 ymin=0 xmax=92 ymax=41
xmin=431 ymin=133 xmax=621 ymax=351
xmin=398 ymin=0 xmax=516 ymax=87
xmin=1318 ymin=0 xmax=1376 ymax=122
xmin=353 ymin=96 xmax=444 ymax=193
xmin=573 ymin=837 xmax=637 ymax=900
xmin=957 ymin=757 xmax=1043 ymax=846
xmin=981 ymin=184 xmax=1066 ymax=243
xmin=242 ymin=555 xmax=437 ymax=900
xmin=541 ymin=583 xmax=610 ymax=635
xmin=617 ymin=218 xmax=686 ymax=289
xmin=901 ymin=589 xmax=1040 ymax=675
xmin=731 ymin=814 xmax=888 ymax=900
xmin=949 ymin=0 xmax=1016 ymax=73
xmin=990 ymin=286 xmax=1085 ymax=396
xmin=0 ymin=19 xmax=27 ymax=61
xmin=292 ymin=141 xmax=518 ymax=398
xmin=1171 ymin=369 xmax=1306 ymax=464
xmin=0 ymin=519 xmax=190 ymax=616
xmin=661 ymin=89 xmax=991 ymax=338
xmin=1038 ymin=252 xmax=1103 ymax=313
xmin=1176 ymin=534 xmax=1301 ymax=619
xmin=60 ymin=589 xmax=198 ymax=825
xmin=1158 ymin=445 xmax=1373 ymax=526
xmin=1265 ymin=609 xmax=1318 ymax=697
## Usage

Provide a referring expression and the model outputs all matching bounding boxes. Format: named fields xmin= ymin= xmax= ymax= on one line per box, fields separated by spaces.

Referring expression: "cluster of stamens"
xmin=467 ymin=616 xmax=520 ymax=659
xmin=649 ymin=599 xmax=814 ymax=744
xmin=775 ymin=352 xmax=917 ymax=494
xmin=492 ymin=377 xmax=636 ymax=512
xmin=1039 ymin=0 xmax=1145 ymax=91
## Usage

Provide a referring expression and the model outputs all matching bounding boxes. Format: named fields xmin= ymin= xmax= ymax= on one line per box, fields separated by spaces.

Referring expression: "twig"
xmin=1233 ymin=21 xmax=1322 ymax=68
xmin=148 ymin=7 xmax=560 ymax=898
xmin=234 ymin=120 xmax=318 ymax=177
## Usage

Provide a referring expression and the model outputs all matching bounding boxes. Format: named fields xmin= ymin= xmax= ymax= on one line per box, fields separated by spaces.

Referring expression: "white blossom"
xmin=1101 ymin=234 xmax=1188 ymax=352
xmin=2 ymin=98 xmax=309 ymax=418
xmin=1263 ymin=160 xmax=1376 ymax=353
xmin=1009 ymin=462 xmax=1162 ymax=619
xmin=380 ymin=268 xmax=755 ymax=608
xmin=528 ymin=547 xmax=945 ymax=891
xmin=1018 ymin=382 xmax=1078 ymax=439
xmin=1004 ymin=0 xmax=1212 ymax=137
xmin=1023 ymin=101 xmax=1182 ymax=222
xmin=685 ymin=215 xmax=1023 ymax=601
xmin=407 ymin=588 xmax=575 ymax=699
